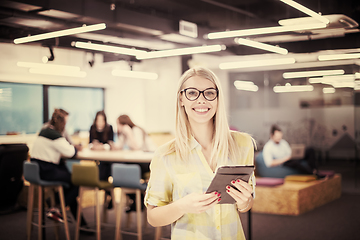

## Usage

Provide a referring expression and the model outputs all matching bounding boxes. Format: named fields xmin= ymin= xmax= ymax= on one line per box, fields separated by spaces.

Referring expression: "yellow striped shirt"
xmin=145 ymin=131 xmax=255 ymax=240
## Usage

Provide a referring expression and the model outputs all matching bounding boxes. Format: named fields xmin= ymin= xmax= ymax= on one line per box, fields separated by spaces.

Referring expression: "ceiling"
xmin=0 ymin=0 xmax=360 ymax=63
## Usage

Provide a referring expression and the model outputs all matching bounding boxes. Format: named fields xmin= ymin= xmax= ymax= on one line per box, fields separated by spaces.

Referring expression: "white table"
xmin=75 ymin=149 xmax=154 ymax=163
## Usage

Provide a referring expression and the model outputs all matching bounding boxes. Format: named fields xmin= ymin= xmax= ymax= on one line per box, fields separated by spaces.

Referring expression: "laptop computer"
xmin=290 ymin=144 xmax=305 ymax=160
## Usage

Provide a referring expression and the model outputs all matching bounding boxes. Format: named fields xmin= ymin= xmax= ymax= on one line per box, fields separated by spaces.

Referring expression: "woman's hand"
xmin=175 ymin=192 xmax=221 ymax=214
xmin=226 ymin=179 xmax=253 ymax=212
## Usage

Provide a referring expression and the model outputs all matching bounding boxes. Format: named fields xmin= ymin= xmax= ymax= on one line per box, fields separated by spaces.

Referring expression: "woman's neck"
xmin=190 ymin=121 xmax=214 ymax=150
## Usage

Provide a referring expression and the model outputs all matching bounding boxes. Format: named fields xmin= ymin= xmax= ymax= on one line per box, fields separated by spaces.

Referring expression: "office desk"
xmin=75 ymin=149 xmax=154 ymax=163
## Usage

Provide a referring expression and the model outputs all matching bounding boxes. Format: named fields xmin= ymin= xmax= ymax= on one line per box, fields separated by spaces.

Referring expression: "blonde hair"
xmin=166 ymin=67 xmax=241 ymax=169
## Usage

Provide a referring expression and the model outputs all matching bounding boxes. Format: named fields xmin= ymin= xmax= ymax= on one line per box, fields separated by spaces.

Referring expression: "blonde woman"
xmin=145 ymin=67 xmax=255 ymax=240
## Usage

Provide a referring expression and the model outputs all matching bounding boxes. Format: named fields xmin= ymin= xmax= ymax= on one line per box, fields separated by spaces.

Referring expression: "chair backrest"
xmin=23 ymin=161 xmax=42 ymax=184
xmin=71 ymin=164 xmax=100 ymax=187
xmin=111 ymin=163 xmax=146 ymax=190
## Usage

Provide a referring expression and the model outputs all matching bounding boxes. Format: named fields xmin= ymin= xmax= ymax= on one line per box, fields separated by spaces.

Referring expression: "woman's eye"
xmin=188 ymin=90 xmax=198 ymax=96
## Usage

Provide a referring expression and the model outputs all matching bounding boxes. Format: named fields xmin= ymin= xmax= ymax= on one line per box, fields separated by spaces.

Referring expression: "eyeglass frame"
xmin=180 ymin=87 xmax=219 ymax=101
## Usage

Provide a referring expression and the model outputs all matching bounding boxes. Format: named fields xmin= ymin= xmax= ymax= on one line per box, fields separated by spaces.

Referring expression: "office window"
xmin=48 ymin=86 xmax=104 ymax=134
xmin=0 ymin=82 xmax=43 ymax=135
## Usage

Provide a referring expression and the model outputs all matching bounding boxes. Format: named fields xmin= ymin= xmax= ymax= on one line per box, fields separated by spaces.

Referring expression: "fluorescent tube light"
xmin=234 ymin=80 xmax=259 ymax=92
xmin=273 ymin=84 xmax=314 ymax=93
xmin=112 ymin=70 xmax=158 ymax=80
xmin=283 ymin=69 xmax=345 ymax=79
xmin=219 ymin=58 xmax=295 ymax=70
xmin=29 ymin=68 xmax=87 ymax=78
xmin=318 ymin=53 xmax=360 ymax=61
xmin=309 ymin=74 xmax=357 ymax=84
xmin=74 ymin=42 xmax=146 ymax=56
xmin=235 ymin=38 xmax=288 ymax=55
xmin=279 ymin=0 xmax=330 ymax=24
xmin=323 ymin=87 xmax=335 ymax=94
xmin=14 ymin=23 xmax=106 ymax=44
xmin=207 ymin=23 xmax=326 ymax=39
xmin=136 ymin=45 xmax=224 ymax=60
xmin=17 ymin=61 xmax=81 ymax=72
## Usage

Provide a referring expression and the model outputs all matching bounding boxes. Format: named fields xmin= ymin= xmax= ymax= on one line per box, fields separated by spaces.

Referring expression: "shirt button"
xmin=216 ymin=225 xmax=220 ymax=230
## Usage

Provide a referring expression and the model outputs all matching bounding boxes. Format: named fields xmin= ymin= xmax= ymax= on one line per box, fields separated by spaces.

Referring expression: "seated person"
xmin=89 ymin=110 xmax=114 ymax=208
xmin=30 ymin=109 xmax=90 ymax=232
xmin=112 ymin=114 xmax=155 ymax=152
xmin=89 ymin=110 xmax=114 ymax=152
xmin=257 ymin=125 xmax=317 ymax=178
xmin=112 ymin=114 xmax=153 ymax=212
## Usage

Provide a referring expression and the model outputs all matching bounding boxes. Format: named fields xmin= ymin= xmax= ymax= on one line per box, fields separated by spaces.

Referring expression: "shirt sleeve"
xmin=133 ymin=127 xmax=145 ymax=149
xmin=144 ymin=151 xmax=173 ymax=207
xmin=89 ymin=125 xmax=94 ymax=143
xmin=53 ymin=137 xmax=76 ymax=159
xmin=283 ymin=140 xmax=292 ymax=157
xmin=108 ymin=125 xmax=114 ymax=142
xmin=262 ymin=142 xmax=273 ymax=168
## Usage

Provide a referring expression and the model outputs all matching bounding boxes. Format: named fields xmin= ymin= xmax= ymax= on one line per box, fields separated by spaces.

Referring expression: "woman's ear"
xmin=179 ymin=93 xmax=184 ymax=107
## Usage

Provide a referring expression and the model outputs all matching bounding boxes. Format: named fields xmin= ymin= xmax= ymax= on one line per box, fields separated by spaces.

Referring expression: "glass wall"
xmin=0 ymin=82 xmax=43 ymax=135
xmin=48 ymin=86 xmax=104 ymax=134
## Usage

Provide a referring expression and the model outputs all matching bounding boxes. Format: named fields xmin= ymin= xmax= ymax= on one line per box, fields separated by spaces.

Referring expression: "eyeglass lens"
xmin=184 ymin=88 xmax=218 ymax=101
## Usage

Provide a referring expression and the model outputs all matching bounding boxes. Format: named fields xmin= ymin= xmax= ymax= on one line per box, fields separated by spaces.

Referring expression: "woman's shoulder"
xmin=230 ymin=131 xmax=254 ymax=147
xmin=152 ymin=138 xmax=176 ymax=158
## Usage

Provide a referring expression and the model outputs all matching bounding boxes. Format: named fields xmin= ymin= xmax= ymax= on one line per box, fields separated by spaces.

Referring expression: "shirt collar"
xmin=189 ymin=135 xmax=201 ymax=150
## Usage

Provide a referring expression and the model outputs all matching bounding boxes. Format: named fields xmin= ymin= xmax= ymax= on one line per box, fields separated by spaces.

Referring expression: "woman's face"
xmin=96 ymin=114 xmax=106 ymax=131
xmin=180 ymin=75 xmax=218 ymax=126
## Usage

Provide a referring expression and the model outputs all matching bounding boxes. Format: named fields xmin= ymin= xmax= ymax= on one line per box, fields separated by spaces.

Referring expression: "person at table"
xmin=145 ymin=67 xmax=255 ymax=240
xmin=89 ymin=110 xmax=114 ymax=151
xmin=112 ymin=114 xmax=155 ymax=212
xmin=31 ymin=109 xmax=90 ymax=232
xmin=262 ymin=124 xmax=318 ymax=175
xmin=42 ymin=108 xmax=82 ymax=150
xmin=89 ymin=110 xmax=114 ymax=208
xmin=113 ymin=114 xmax=155 ymax=152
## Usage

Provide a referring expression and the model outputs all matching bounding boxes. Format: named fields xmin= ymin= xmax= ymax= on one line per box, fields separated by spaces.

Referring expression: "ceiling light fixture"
xmin=219 ymin=58 xmax=296 ymax=70
xmin=279 ymin=0 xmax=330 ymax=24
xmin=29 ymin=68 xmax=87 ymax=78
xmin=235 ymin=38 xmax=288 ymax=55
xmin=318 ymin=53 xmax=360 ymax=61
xmin=207 ymin=23 xmax=326 ymax=39
xmin=234 ymin=80 xmax=259 ymax=92
xmin=17 ymin=61 xmax=81 ymax=72
xmin=273 ymin=83 xmax=314 ymax=93
xmin=14 ymin=23 xmax=106 ymax=44
xmin=309 ymin=74 xmax=358 ymax=84
xmin=323 ymin=87 xmax=335 ymax=94
xmin=111 ymin=69 xmax=158 ymax=80
xmin=74 ymin=41 xmax=146 ymax=56
xmin=136 ymin=45 xmax=224 ymax=60
xmin=283 ymin=69 xmax=345 ymax=79
xmin=17 ymin=61 xmax=86 ymax=78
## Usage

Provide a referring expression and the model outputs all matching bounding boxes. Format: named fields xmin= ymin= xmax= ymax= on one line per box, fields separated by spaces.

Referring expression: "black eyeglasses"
xmin=181 ymin=87 xmax=218 ymax=101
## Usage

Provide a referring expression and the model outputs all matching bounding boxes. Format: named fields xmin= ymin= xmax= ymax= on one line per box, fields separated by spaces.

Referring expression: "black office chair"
xmin=0 ymin=143 xmax=29 ymax=213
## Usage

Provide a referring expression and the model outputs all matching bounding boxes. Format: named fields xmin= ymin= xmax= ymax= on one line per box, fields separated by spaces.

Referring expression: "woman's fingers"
xmin=231 ymin=179 xmax=252 ymax=198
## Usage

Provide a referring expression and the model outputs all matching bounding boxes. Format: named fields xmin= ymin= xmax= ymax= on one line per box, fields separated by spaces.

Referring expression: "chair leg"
xmin=58 ymin=186 xmax=70 ymax=240
xmin=95 ymin=188 xmax=101 ymax=240
xmin=38 ymin=186 xmax=43 ymax=240
xmin=154 ymin=227 xmax=162 ymax=240
xmin=49 ymin=188 xmax=60 ymax=240
xmin=114 ymin=188 xmax=122 ymax=240
xmin=136 ymin=189 xmax=142 ymax=240
xmin=102 ymin=190 xmax=108 ymax=224
xmin=26 ymin=184 xmax=34 ymax=240
xmin=75 ymin=187 xmax=84 ymax=240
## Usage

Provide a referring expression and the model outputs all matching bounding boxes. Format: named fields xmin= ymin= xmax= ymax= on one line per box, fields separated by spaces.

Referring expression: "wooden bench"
xmin=252 ymin=174 xmax=341 ymax=215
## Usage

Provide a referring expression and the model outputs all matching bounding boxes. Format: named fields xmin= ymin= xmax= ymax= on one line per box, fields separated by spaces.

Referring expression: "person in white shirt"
xmin=262 ymin=125 xmax=315 ymax=175
xmin=31 ymin=109 xmax=90 ymax=232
